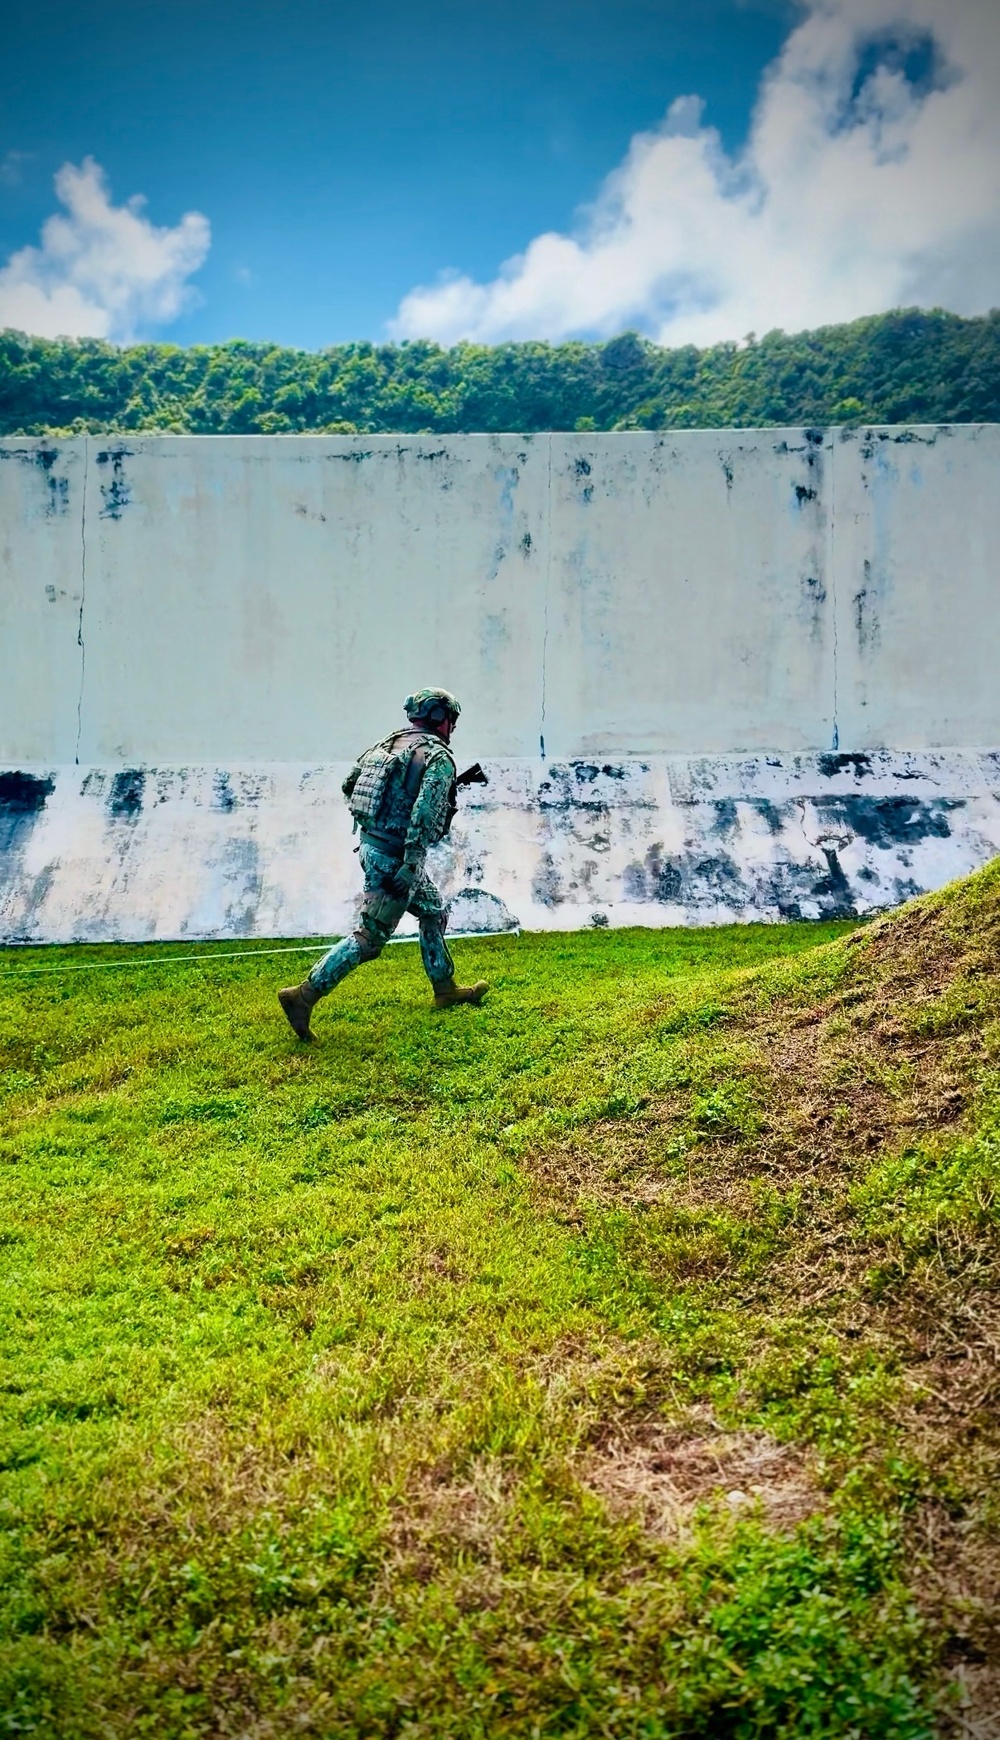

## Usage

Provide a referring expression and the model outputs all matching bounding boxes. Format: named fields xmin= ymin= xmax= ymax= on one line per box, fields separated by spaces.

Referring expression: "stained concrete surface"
xmin=2 ymin=752 xmax=998 ymax=942
xmin=1 ymin=430 xmax=998 ymax=939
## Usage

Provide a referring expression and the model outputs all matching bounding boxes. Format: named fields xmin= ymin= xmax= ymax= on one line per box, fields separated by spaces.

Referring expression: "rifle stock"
xmin=456 ymin=762 xmax=488 ymax=788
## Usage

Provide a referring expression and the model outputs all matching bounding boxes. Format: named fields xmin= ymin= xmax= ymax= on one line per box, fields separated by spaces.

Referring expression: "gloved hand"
xmin=381 ymin=859 xmax=421 ymax=901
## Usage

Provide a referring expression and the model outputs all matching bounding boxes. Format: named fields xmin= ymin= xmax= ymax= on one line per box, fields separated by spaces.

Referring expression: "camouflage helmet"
xmin=404 ymin=687 xmax=461 ymax=726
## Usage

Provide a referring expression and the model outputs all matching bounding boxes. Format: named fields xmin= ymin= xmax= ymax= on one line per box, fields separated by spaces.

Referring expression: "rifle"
xmin=456 ymin=763 xmax=489 ymax=789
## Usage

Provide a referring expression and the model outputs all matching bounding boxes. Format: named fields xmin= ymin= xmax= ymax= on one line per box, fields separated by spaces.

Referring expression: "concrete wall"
xmin=2 ymin=429 xmax=999 ymax=941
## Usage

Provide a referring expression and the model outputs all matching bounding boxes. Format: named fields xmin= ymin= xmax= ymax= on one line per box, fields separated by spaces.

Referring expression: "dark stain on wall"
xmin=0 ymin=770 xmax=54 ymax=813
xmin=689 ymin=855 xmax=745 ymax=904
xmin=572 ymin=456 xmax=594 ymax=503
xmin=791 ymin=429 xmax=825 ymax=502
xmin=767 ymin=852 xmax=858 ymax=921
xmin=34 ymin=448 xmax=70 ymax=515
xmin=623 ymin=845 xmax=683 ymax=903
xmin=0 ymin=446 xmax=70 ymax=514
xmin=615 ymin=789 xmax=964 ymax=921
xmin=0 ymin=771 xmax=55 ymax=855
xmin=812 ymin=795 xmax=960 ymax=847
xmin=222 ymin=837 xmax=263 ymax=932
xmin=858 ymin=428 xmax=941 ymax=464
xmin=46 ymin=475 xmax=69 ymax=515
xmin=96 ymin=449 xmax=133 ymax=520
xmin=853 ymin=559 xmax=881 ymax=652
xmin=817 ymin=752 xmax=873 ymax=779
xmin=107 ymin=769 xmax=146 ymax=819
xmin=555 ymin=762 xmax=637 ymax=785
xmin=789 ymin=432 xmax=827 ymax=641
xmin=542 ymin=762 xmax=648 ymax=794
xmin=212 ymin=772 xmax=237 ymax=812
xmin=536 ymin=763 xmax=653 ymax=820
xmin=773 ymin=429 xmax=828 ymax=458
xmin=622 ymin=838 xmax=860 ymax=921
xmin=532 ymin=852 xmax=563 ymax=906
xmin=801 ymin=572 xmax=827 ymax=617
xmin=748 ymin=798 xmax=785 ymax=834
xmin=0 ymin=446 xmax=57 ymax=470
xmin=893 ymin=877 xmax=923 ymax=904
xmin=710 ymin=799 xmax=740 ymax=840
xmin=817 ymin=848 xmax=854 ymax=914
xmin=536 ymin=793 xmax=609 ymax=821
xmin=520 ymin=531 xmax=533 ymax=557
xmin=624 ymin=850 xmax=670 ymax=904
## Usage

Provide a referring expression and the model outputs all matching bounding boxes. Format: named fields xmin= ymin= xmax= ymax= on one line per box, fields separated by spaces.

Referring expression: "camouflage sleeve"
xmin=342 ymin=760 xmax=363 ymax=800
xmin=404 ymin=752 xmax=456 ymax=860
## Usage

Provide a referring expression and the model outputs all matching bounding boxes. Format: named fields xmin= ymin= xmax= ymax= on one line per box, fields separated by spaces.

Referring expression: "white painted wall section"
xmin=1 ymin=428 xmax=998 ymax=941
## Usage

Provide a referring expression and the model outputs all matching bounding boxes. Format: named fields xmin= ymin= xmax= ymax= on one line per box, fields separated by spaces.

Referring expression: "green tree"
xmin=1 ymin=309 xmax=998 ymax=438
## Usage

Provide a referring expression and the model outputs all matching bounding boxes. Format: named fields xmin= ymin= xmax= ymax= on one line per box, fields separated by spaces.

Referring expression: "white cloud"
xmin=0 ymin=158 xmax=210 ymax=341
xmin=391 ymin=0 xmax=1000 ymax=347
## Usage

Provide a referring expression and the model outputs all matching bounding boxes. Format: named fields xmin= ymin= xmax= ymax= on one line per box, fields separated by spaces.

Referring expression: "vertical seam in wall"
xmin=539 ymin=432 xmax=552 ymax=760
xmin=74 ymin=437 xmax=89 ymax=766
xmin=828 ymin=429 xmax=839 ymax=753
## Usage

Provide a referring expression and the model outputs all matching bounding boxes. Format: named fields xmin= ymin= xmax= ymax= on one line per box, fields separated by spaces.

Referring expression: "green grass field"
xmin=1 ymin=875 xmax=998 ymax=1737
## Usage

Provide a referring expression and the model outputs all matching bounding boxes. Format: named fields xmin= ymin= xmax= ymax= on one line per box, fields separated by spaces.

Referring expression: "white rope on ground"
xmin=0 ymin=929 xmax=519 ymax=980
xmin=0 ymin=944 xmax=322 ymax=978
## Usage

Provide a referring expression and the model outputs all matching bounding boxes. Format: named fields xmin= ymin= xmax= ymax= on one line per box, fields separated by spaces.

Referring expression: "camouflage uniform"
xmin=278 ymin=688 xmax=487 ymax=1038
xmin=309 ymin=727 xmax=458 ymax=994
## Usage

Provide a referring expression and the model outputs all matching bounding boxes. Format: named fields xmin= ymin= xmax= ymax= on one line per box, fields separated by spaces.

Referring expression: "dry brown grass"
xmin=522 ymin=865 xmax=1000 ymax=1731
xmin=580 ymin=1406 xmax=821 ymax=1542
xmin=389 ymin=1454 xmax=511 ymax=1565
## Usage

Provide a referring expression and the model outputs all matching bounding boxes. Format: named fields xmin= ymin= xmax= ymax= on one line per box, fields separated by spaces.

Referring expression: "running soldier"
xmin=277 ymin=689 xmax=488 ymax=1041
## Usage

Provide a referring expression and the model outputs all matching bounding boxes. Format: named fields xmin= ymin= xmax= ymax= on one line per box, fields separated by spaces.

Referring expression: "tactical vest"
xmin=347 ymin=729 xmax=451 ymax=843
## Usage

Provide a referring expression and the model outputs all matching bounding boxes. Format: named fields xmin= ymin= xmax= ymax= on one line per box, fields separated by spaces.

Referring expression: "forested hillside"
xmin=1 ymin=307 xmax=998 ymax=436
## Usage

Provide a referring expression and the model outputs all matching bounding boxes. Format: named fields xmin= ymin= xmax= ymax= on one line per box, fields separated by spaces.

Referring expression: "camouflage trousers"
xmin=308 ymin=836 xmax=454 ymax=997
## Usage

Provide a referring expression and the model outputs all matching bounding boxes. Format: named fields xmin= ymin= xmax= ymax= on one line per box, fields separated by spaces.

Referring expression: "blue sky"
xmin=1 ymin=0 xmax=997 ymax=350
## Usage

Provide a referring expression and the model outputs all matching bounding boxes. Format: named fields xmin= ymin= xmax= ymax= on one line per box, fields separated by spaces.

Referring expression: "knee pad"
xmin=353 ymin=926 xmax=384 ymax=962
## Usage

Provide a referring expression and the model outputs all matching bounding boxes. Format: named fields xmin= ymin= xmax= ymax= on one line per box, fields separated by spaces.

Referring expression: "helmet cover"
xmin=403 ymin=688 xmax=461 ymax=726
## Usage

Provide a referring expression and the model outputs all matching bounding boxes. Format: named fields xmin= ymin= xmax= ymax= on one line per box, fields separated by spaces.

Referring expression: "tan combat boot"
xmin=433 ymin=978 xmax=489 ymax=1011
xmin=277 ymin=979 xmax=322 ymax=1041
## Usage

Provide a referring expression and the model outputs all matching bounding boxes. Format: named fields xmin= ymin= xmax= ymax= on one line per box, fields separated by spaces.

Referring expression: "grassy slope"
xmin=0 ymin=875 xmax=998 ymax=1738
